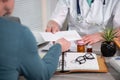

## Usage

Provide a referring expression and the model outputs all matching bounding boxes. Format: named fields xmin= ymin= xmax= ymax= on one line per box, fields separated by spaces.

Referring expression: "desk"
xmin=19 ymin=42 xmax=120 ymax=80
xmin=48 ymin=42 xmax=119 ymax=80
xmin=19 ymin=62 xmax=119 ymax=80
xmin=50 ymin=59 xmax=120 ymax=80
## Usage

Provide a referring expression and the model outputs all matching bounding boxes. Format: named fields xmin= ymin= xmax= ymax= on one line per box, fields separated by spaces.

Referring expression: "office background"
xmin=12 ymin=0 xmax=58 ymax=32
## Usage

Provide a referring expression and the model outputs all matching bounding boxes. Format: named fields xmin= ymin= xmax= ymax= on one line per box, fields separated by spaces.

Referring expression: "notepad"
xmin=57 ymin=52 xmax=99 ymax=71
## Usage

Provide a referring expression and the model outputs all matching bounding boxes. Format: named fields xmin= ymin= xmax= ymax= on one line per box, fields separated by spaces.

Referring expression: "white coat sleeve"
xmin=50 ymin=0 xmax=68 ymax=28
xmin=113 ymin=1 xmax=120 ymax=28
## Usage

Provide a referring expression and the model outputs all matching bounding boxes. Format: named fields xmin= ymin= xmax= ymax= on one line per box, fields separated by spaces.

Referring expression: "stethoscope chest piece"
xmin=76 ymin=14 xmax=84 ymax=23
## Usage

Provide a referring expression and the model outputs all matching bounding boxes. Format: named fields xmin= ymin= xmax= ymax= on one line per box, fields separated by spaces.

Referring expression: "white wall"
xmin=12 ymin=0 xmax=57 ymax=32
xmin=12 ymin=0 xmax=58 ymax=44
xmin=41 ymin=0 xmax=58 ymax=30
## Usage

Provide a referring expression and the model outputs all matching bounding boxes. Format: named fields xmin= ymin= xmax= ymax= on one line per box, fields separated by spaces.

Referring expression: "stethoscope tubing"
xmin=76 ymin=0 xmax=105 ymax=15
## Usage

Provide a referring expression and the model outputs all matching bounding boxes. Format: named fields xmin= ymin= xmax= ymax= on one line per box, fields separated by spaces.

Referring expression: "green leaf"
xmin=102 ymin=27 xmax=117 ymax=42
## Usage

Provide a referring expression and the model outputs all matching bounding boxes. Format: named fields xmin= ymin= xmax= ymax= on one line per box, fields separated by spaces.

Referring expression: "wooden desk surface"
xmin=114 ymin=38 xmax=120 ymax=49
xmin=50 ymin=58 xmax=119 ymax=80
xmin=19 ymin=42 xmax=120 ymax=80
xmin=48 ymin=42 xmax=119 ymax=80
xmin=19 ymin=61 xmax=119 ymax=80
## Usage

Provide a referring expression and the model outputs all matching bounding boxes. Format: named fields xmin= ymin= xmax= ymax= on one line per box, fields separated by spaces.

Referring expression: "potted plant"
xmin=101 ymin=27 xmax=117 ymax=57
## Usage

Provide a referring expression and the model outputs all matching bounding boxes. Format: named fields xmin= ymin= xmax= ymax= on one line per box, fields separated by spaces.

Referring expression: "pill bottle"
xmin=86 ymin=45 xmax=92 ymax=53
xmin=77 ymin=41 xmax=85 ymax=52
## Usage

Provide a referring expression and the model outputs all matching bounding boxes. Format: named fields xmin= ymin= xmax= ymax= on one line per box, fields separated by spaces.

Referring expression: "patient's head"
xmin=0 ymin=0 xmax=14 ymax=16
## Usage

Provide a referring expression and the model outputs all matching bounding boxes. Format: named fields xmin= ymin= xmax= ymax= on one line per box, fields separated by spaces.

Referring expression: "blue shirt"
xmin=0 ymin=18 xmax=61 ymax=80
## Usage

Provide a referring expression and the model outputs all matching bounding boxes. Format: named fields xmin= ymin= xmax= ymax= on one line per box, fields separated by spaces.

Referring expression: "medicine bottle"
xmin=77 ymin=41 xmax=85 ymax=52
xmin=86 ymin=45 xmax=92 ymax=53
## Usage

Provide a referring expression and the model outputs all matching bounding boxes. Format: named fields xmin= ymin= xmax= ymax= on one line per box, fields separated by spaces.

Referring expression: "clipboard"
xmin=56 ymin=53 xmax=108 ymax=73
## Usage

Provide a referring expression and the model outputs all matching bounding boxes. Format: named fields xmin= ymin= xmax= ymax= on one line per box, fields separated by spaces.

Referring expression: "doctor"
xmin=46 ymin=0 xmax=120 ymax=44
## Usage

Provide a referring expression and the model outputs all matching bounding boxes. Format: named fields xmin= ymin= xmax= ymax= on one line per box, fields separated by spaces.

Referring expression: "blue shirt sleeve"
xmin=18 ymin=27 xmax=61 ymax=80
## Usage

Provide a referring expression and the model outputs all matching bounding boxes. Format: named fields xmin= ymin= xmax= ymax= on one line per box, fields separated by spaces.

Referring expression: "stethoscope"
xmin=76 ymin=0 xmax=106 ymax=25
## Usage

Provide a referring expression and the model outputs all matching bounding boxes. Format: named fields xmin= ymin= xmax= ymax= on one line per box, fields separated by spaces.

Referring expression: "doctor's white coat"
xmin=50 ymin=0 xmax=120 ymax=36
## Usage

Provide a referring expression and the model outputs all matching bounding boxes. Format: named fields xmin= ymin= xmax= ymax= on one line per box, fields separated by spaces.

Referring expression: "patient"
xmin=0 ymin=0 xmax=70 ymax=80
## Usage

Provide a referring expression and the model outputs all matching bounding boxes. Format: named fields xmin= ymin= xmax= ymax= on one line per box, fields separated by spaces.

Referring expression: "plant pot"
xmin=101 ymin=41 xmax=116 ymax=57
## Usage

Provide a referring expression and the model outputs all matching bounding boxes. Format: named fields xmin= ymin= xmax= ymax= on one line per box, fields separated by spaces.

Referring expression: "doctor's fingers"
xmin=82 ymin=35 xmax=90 ymax=42
xmin=51 ymin=26 xmax=59 ymax=33
xmin=83 ymin=38 xmax=96 ymax=45
xmin=46 ymin=20 xmax=60 ymax=33
xmin=45 ymin=26 xmax=59 ymax=33
xmin=82 ymin=35 xmax=100 ymax=45
xmin=45 ymin=27 xmax=51 ymax=32
xmin=115 ymin=30 xmax=120 ymax=38
xmin=82 ymin=37 xmax=92 ymax=45
xmin=83 ymin=37 xmax=103 ymax=45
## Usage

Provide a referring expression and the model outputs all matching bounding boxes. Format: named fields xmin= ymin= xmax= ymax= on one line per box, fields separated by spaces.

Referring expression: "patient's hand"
xmin=56 ymin=38 xmax=71 ymax=52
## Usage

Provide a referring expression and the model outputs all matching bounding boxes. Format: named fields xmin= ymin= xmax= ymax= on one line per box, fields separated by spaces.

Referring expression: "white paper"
xmin=42 ymin=41 xmax=78 ymax=51
xmin=69 ymin=41 xmax=77 ymax=52
xmin=40 ymin=30 xmax=81 ymax=41
xmin=31 ymin=31 xmax=45 ymax=45
xmin=57 ymin=53 xmax=99 ymax=71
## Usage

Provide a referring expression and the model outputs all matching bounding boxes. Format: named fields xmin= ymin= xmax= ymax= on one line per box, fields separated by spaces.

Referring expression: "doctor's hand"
xmin=46 ymin=20 xmax=60 ymax=33
xmin=82 ymin=32 xmax=103 ymax=45
xmin=115 ymin=27 xmax=120 ymax=39
xmin=56 ymin=38 xmax=71 ymax=52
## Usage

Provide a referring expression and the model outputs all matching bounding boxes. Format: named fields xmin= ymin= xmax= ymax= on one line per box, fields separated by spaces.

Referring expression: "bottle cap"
xmin=87 ymin=44 xmax=92 ymax=48
xmin=77 ymin=41 xmax=85 ymax=45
